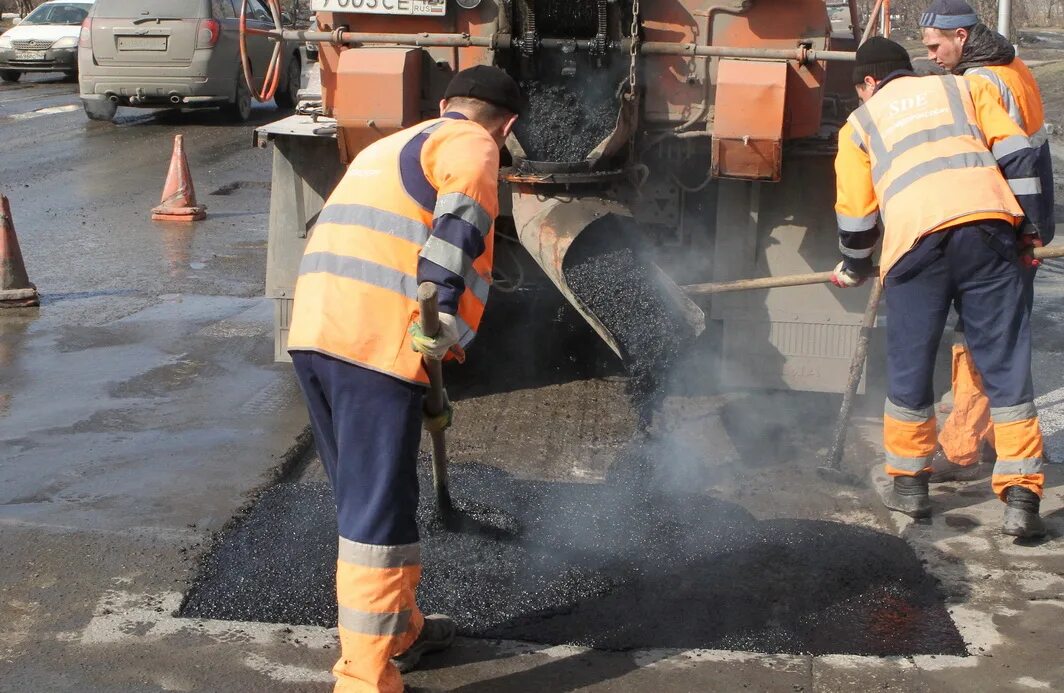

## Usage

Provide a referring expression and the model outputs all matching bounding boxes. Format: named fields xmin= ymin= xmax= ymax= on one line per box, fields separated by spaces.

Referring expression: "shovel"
xmin=418 ymin=282 xmax=454 ymax=518
xmin=818 ymin=277 xmax=884 ymax=486
xmin=683 ymin=246 xmax=1064 ymax=296
xmin=683 ymin=245 xmax=1064 ymax=485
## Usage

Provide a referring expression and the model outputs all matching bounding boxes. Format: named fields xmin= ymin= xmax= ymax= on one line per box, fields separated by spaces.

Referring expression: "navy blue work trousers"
xmin=291 ymin=351 xmax=423 ymax=546
xmin=885 ymin=221 xmax=1033 ymax=412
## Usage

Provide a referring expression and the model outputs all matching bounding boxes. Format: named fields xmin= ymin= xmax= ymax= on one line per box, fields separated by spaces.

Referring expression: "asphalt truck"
xmin=252 ymin=0 xmax=879 ymax=394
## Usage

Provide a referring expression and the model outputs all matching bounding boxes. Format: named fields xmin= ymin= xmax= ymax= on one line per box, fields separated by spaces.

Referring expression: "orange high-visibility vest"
xmin=846 ymin=75 xmax=1023 ymax=275
xmin=965 ymin=59 xmax=1046 ymax=143
xmin=287 ymin=116 xmax=499 ymax=385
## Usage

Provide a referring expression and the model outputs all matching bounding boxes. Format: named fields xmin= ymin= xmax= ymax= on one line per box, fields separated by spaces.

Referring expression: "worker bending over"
xmin=831 ymin=38 xmax=1051 ymax=538
xmin=287 ymin=66 xmax=522 ymax=691
xmin=919 ymin=0 xmax=1056 ymax=482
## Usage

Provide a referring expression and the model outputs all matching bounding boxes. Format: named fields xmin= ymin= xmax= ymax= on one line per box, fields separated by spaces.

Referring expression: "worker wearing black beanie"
xmin=852 ymin=37 xmax=914 ymax=86
xmin=832 ymin=37 xmax=1051 ymax=538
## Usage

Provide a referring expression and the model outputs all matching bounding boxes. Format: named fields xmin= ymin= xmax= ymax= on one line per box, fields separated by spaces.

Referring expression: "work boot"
xmin=392 ymin=614 xmax=456 ymax=674
xmin=882 ymin=473 xmax=932 ymax=518
xmin=928 ymin=449 xmax=988 ymax=484
xmin=1002 ymin=486 xmax=1047 ymax=539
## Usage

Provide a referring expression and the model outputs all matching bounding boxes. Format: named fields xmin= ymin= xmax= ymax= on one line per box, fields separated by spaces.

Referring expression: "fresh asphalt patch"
xmin=180 ymin=460 xmax=966 ymax=657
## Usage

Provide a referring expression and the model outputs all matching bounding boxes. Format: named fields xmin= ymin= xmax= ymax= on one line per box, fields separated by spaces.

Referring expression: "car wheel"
xmin=82 ymin=98 xmax=118 ymax=122
xmin=225 ymin=71 xmax=253 ymax=123
xmin=0 ymin=70 xmax=21 ymax=83
xmin=274 ymin=52 xmax=301 ymax=109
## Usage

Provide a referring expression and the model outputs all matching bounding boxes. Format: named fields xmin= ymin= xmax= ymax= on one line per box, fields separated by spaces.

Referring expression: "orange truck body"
xmin=261 ymin=1 xmax=878 ymax=394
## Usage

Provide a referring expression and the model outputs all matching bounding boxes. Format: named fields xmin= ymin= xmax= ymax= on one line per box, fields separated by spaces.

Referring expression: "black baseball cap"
xmin=853 ymin=37 xmax=914 ymax=85
xmin=444 ymin=65 xmax=525 ymax=115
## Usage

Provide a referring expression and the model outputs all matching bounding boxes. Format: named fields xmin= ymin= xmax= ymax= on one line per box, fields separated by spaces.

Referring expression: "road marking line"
xmin=9 ymin=103 xmax=80 ymax=121
xmin=68 ymin=588 xmax=983 ymax=682
xmin=243 ymin=653 xmax=333 ymax=684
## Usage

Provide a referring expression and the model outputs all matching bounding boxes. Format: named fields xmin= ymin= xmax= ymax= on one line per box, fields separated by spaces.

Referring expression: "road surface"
xmin=2 ymin=71 xmax=1064 ymax=692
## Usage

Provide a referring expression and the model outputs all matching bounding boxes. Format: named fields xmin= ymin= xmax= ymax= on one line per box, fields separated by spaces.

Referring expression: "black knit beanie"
xmin=853 ymin=37 xmax=915 ymax=85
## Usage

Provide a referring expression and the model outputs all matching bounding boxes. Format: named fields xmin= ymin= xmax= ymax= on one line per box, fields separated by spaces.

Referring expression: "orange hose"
xmin=238 ymin=0 xmax=284 ymax=103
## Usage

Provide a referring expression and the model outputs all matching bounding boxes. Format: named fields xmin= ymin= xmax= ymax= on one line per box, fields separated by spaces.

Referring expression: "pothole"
xmin=210 ymin=181 xmax=271 ymax=196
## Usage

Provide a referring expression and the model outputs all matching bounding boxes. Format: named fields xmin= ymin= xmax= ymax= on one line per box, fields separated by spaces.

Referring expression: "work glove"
xmin=423 ymin=391 xmax=453 ymax=433
xmin=409 ymin=312 xmax=463 ymax=361
xmin=1018 ymin=233 xmax=1043 ymax=269
xmin=831 ymin=260 xmax=869 ymax=288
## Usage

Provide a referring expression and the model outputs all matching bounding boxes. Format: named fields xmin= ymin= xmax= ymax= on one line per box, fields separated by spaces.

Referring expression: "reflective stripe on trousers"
xmin=290 ymin=353 xmax=426 ymax=692
xmin=990 ymin=403 xmax=1045 ymax=499
xmin=942 ymin=345 xmax=1046 ymax=498
xmin=335 ymin=539 xmax=424 ymax=693
xmin=883 ymin=400 xmax=937 ymax=477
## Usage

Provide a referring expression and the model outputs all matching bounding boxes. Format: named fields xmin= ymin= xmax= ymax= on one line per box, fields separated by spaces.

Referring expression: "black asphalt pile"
xmin=179 ymin=461 xmax=966 ymax=657
xmin=564 ymin=244 xmax=695 ymax=423
xmin=181 ymin=482 xmax=338 ymax=626
xmin=514 ymin=81 xmax=617 ymax=163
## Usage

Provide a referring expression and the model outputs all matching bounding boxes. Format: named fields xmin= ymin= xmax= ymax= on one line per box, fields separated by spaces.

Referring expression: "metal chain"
xmin=625 ymin=0 xmax=641 ymax=169
xmin=626 ymin=0 xmax=640 ymax=100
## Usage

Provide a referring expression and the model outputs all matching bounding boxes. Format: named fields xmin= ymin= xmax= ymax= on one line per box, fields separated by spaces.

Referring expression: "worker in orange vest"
xmin=286 ymin=66 xmax=522 ymax=692
xmin=831 ymin=38 xmax=1051 ymax=537
xmin=919 ymin=0 xmax=1056 ymax=483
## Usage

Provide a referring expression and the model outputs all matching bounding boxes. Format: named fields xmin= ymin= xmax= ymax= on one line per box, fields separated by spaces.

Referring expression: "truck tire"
xmin=274 ymin=52 xmax=301 ymax=109
xmin=82 ymin=98 xmax=117 ymax=122
xmin=225 ymin=71 xmax=253 ymax=123
xmin=0 ymin=70 xmax=21 ymax=83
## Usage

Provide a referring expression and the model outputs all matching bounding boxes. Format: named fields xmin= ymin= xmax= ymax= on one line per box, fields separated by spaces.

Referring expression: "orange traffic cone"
xmin=151 ymin=134 xmax=206 ymax=222
xmin=0 ymin=195 xmax=39 ymax=308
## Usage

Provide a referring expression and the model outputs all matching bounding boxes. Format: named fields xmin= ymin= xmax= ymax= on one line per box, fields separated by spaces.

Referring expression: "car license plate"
xmin=14 ymin=50 xmax=46 ymax=61
xmin=309 ymin=0 xmax=445 ymax=16
xmin=116 ymin=36 xmax=168 ymax=51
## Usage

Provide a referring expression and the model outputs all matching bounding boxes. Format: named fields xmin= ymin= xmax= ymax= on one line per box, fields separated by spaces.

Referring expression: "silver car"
xmin=77 ymin=0 xmax=301 ymax=122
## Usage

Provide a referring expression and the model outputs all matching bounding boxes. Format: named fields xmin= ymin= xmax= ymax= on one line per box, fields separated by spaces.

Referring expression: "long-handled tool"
xmin=418 ymin=282 xmax=454 ymax=518
xmin=682 ymin=245 xmax=1064 ymax=485
xmin=818 ymin=277 xmax=883 ymax=486
xmin=683 ymin=246 xmax=1064 ymax=297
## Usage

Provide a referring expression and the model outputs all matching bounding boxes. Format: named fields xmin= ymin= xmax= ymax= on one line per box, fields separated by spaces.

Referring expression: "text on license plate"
xmin=14 ymin=50 xmax=46 ymax=61
xmin=117 ymin=36 xmax=168 ymax=51
xmin=309 ymin=0 xmax=445 ymax=16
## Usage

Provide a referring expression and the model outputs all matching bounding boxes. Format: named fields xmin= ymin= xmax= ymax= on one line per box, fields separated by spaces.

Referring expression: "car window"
xmin=211 ymin=0 xmax=237 ymax=19
xmin=92 ymin=0 xmax=209 ymax=19
xmin=21 ymin=3 xmax=90 ymax=25
xmin=247 ymin=0 xmax=272 ymax=22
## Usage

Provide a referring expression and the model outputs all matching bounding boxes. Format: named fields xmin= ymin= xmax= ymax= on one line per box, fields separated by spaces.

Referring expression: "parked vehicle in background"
xmin=826 ymin=2 xmax=854 ymax=37
xmin=0 ymin=0 xmax=94 ymax=83
xmin=77 ymin=0 xmax=301 ymax=122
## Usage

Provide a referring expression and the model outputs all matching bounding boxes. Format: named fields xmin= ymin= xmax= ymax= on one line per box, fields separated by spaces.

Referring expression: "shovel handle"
xmin=684 ymin=245 xmax=1064 ymax=296
xmin=417 ymin=282 xmax=453 ymax=515
xmin=418 ymin=283 xmax=442 ymax=345
xmin=825 ymin=278 xmax=884 ymax=471
xmin=417 ymin=283 xmax=446 ymax=413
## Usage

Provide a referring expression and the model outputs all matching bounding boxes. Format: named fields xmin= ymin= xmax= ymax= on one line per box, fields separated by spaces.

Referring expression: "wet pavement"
xmin=3 ymin=71 xmax=1064 ymax=692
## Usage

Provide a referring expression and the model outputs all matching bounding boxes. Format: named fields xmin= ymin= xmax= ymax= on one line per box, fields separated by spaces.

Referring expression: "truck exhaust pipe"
xmin=511 ymin=186 xmax=705 ymax=361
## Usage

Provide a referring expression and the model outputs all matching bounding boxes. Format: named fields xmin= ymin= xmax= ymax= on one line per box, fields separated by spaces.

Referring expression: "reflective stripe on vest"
xmin=847 ymin=75 xmax=1022 ymax=276
xmin=287 ymin=117 xmax=497 ymax=383
xmin=965 ymin=60 xmax=1046 ymax=139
